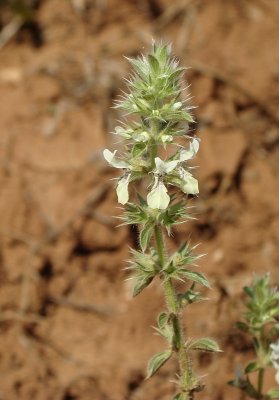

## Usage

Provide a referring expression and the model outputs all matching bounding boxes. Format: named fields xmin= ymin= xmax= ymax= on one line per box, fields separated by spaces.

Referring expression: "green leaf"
xmin=139 ymin=224 xmax=153 ymax=252
xmin=243 ymin=286 xmax=254 ymax=298
xmin=235 ymin=321 xmax=250 ymax=333
xmin=179 ymin=270 xmax=211 ymax=288
xmin=172 ymin=394 xmax=185 ymax=400
xmin=146 ymin=349 xmax=172 ymax=379
xmin=268 ymin=388 xmax=279 ymax=399
xmin=244 ymin=361 xmax=259 ymax=374
xmin=157 ymin=312 xmax=168 ymax=329
xmin=133 ymin=273 xmax=154 ymax=297
xmin=132 ymin=142 xmax=146 ymax=157
xmin=188 ymin=338 xmax=221 ymax=352
xmin=157 ymin=44 xmax=170 ymax=64
xmin=148 ymin=54 xmax=160 ymax=73
xmin=155 ymin=319 xmax=174 ymax=345
xmin=169 ymin=67 xmax=186 ymax=80
xmin=178 ymin=288 xmax=207 ymax=306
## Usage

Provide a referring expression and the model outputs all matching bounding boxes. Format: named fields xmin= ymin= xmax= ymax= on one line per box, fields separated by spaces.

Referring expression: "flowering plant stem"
xmin=103 ymin=42 xmax=220 ymax=399
xmin=153 ymin=171 xmax=191 ymax=397
xmin=229 ymin=274 xmax=279 ymax=400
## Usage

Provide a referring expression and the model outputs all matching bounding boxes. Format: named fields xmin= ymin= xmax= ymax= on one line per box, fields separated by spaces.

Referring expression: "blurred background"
xmin=0 ymin=0 xmax=279 ymax=399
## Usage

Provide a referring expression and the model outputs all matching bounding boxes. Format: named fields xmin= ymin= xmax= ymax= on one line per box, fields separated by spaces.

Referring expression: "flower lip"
xmin=147 ymin=177 xmax=170 ymax=210
xmin=116 ymin=173 xmax=131 ymax=205
xmin=179 ymin=138 xmax=200 ymax=162
xmin=103 ymin=149 xmax=130 ymax=169
xmin=154 ymin=157 xmax=179 ymax=175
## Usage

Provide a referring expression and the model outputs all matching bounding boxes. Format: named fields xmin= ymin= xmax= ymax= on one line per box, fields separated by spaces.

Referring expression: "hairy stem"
xmin=257 ymin=328 xmax=266 ymax=399
xmin=154 ymin=224 xmax=193 ymax=398
xmin=257 ymin=368 xmax=264 ymax=398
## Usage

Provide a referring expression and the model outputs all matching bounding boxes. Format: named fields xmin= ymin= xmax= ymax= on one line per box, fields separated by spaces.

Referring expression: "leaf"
xmin=169 ymin=67 xmax=186 ymax=82
xmin=188 ymin=338 xmax=221 ymax=352
xmin=243 ymin=286 xmax=253 ymax=298
xmin=139 ymin=224 xmax=153 ymax=252
xmin=244 ymin=361 xmax=259 ymax=374
xmin=155 ymin=320 xmax=174 ymax=345
xmin=172 ymin=394 xmax=185 ymax=400
xmin=157 ymin=44 xmax=170 ymax=64
xmin=178 ymin=288 xmax=207 ymax=306
xmin=132 ymin=142 xmax=146 ymax=157
xmin=179 ymin=270 xmax=211 ymax=289
xmin=268 ymin=388 xmax=279 ymax=399
xmin=157 ymin=312 xmax=168 ymax=329
xmin=146 ymin=349 xmax=172 ymax=379
xmin=133 ymin=273 xmax=154 ymax=297
xmin=148 ymin=54 xmax=160 ymax=73
xmin=235 ymin=321 xmax=250 ymax=333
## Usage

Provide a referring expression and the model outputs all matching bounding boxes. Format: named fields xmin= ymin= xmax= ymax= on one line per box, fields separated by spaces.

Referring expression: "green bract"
xmin=104 ymin=42 xmax=217 ymax=400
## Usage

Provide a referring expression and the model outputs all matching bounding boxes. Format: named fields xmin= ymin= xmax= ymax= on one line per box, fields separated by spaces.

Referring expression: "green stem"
xmin=257 ymin=327 xmax=266 ymax=399
xmin=257 ymin=368 xmax=264 ymax=398
xmin=154 ymin=225 xmax=193 ymax=398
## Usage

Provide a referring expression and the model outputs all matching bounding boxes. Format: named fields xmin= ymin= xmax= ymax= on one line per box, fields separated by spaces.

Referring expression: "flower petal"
xmin=179 ymin=169 xmax=199 ymax=195
xmin=179 ymin=138 xmax=200 ymax=161
xmin=134 ymin=131 xmax=149 ymax=142
xmin=155 ymin=157 xmax=178 ymax=174
xmin=116 ymin=174 xmax=130 ymax=204
xmin=103 ymin=149 xmax=129 ymax=169
xmin=147 ymin=181 xmax=170 ymax=210
xmin=114 ymin=126 xmax=130 ymax=138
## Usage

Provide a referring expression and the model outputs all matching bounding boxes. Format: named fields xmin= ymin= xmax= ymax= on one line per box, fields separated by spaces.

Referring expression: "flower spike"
xmin=103 ymin=42 xmax=216 ymax=398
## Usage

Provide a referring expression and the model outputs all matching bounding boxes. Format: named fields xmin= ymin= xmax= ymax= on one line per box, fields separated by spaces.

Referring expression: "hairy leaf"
xmin=179 ymin=270 xmax=211 ymax=288
xmin=157 ymin=312 xmax=168 ymax=329
xmin=172 ymin=394 xmax=185 ymax=400
xmin=244 ymin=362 xmax=259 ymax=374
xmin=133 ymin=272 xmax=154 ymax=297
xmin=188 ymin=338 xmax=221 ymax=353
xmin=139 ymin=224 xmax=154 ymax=252
xmin=235 ymin=321 xmax=249 ymax=333
xmin=146 ymin=349 xmax=172 ymax=379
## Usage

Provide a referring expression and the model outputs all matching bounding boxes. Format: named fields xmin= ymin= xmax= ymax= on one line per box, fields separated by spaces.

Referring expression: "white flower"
xmin=270 ymin=340 xmax=279 ymax=384
xmin=134 ymin=131 xmax=149 ymax=142
xmin=155 ymin=157 xmax=178 ymax=174
xmin=146 ymin=158 xmax=177 ymax=210
xmin=103 ymin=149 xmax=131 ymax=205
xmin=179 ymin=138 xmax=200 ymax=162
xmin=114 ymin=126 xmax=131 ymax=139
xmin=103 ymin=149 xmax=129 ymax=169
xmin=178 ymin=167 xmax=199 ymax=195
xmin=161 ymin=134 xmax=173 ymax=143
xmin=116 ymin=174 xmax=131 ymax=205
xmin=147 ymin=177 xmax=170 ymax=210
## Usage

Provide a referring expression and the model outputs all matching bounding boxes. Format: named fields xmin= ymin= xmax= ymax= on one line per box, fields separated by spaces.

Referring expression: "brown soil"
xmin=0 ymin=0 xmax=279 ymax=399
